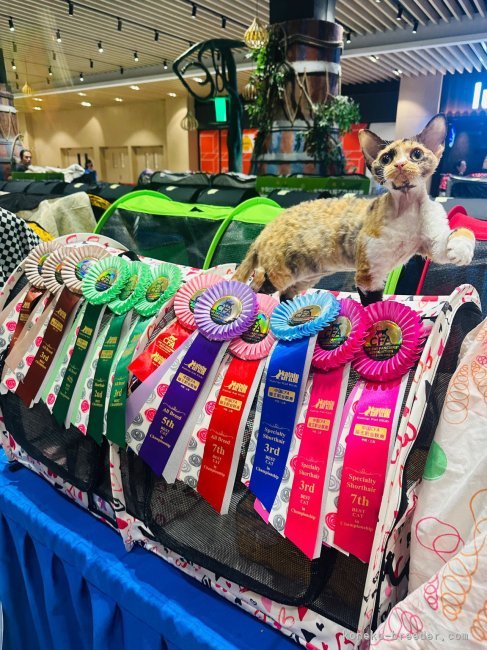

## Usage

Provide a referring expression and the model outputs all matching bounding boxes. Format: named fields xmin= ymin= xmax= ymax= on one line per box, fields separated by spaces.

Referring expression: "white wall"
xmin=395 ymin=74 xmax=443 ymax=139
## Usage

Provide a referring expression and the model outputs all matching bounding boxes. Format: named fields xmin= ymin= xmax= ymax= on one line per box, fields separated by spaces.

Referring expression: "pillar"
xmin=395 ymin=74 xmax=443 ymax=139
xmin=251 ymin=0 xmax=343 ymax=175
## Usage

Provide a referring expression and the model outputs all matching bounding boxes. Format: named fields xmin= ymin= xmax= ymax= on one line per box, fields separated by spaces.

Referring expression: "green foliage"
xmin=304 ymin=96 xmax=361 ymax=175
xmin=246 ymin=28 xmax=289 ymax=132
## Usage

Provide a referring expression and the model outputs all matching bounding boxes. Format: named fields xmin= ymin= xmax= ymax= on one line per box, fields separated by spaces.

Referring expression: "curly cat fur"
xmin=234 ymin=114 xmax=475 ymax=302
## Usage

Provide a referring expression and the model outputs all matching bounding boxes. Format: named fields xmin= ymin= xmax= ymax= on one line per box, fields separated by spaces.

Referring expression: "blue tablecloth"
xmin=0 ymin=451 xmax=294 ymax=650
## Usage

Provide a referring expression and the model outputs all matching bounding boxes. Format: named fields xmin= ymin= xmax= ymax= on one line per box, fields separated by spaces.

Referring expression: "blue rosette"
xmin=270 ymin=292 xmax=340 ymax=340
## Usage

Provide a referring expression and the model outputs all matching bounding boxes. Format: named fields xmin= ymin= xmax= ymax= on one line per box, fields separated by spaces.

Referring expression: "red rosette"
xmin=173 ymin=273 xmax=223 ymax=331
xmin=353 ymin=301 xmax=426 ymax=382
xmin=312 ymin=298 xmax=368 ymax=371
xmin=228 ymin=293 xmax=278 ymax=361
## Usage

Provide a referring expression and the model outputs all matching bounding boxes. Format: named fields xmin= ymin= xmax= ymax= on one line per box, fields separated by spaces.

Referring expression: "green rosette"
xmin=135 ymin=262 xmax=183 ymax=317
xmin=109 ymin=262 xmax=151 ymax=315
xmin=81 ymin=256 xmax=131 ymax=305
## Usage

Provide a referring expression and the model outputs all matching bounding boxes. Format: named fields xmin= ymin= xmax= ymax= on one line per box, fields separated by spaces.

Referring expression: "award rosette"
xmin=135 ymin=262 xmax=182 ymax=317
xmin=248 ymin=291 xmax=340 ymax=514
xmin=51 ymin=254 xmax=127 ymax=428
xmin=61 ymin=244 xmax=111 ymax=294
xmin=16 ymin=247 xmax=85 ymax=406
xmin=333 ymin=300 xmax=425 ymax=562
xmin=196 ymin=294 xmax=278 ymax=514
xmin=137 ymin=280 xmax=257 ymax=481
xmin=283 ymin=298 xmax=367 ymax=558
xmin=129 ymin=272 xmax=222 ymax=383
xmin=1 ymin=241 xmax=58 ymax=369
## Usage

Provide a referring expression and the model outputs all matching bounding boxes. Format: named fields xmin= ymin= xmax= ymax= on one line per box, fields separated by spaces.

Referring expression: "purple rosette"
xmin=194 ymin=280 xmax=258 ymax=341
xmin=312 ymin=298 xmax=369 ymax=371
xmin=353 ymin=301 xmax=426 ymax=382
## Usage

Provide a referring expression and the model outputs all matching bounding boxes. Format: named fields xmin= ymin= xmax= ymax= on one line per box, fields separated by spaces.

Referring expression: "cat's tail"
xmin=233 ymin=248 xmax=266 ymax=291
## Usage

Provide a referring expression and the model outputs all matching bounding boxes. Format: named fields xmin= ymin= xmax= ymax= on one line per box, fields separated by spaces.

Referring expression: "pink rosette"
xmin=312 ymin=298 xmax=368 ymax=371
xmin=194 ymin=280 xmax=258 ymax=341
xmin=173 ymin=273 xmax=223 ymax=331
xmin=353 ymin=301 xmax=425 ymax=382
xmin=228 ymin=293 xmax=278 ymax=360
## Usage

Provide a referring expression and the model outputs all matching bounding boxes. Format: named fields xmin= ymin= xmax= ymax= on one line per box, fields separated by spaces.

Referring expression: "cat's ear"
xmin=417 ymin=114 xmax=447 ymax=158
xmin=358 ymin=129 xmax=386 ymax=166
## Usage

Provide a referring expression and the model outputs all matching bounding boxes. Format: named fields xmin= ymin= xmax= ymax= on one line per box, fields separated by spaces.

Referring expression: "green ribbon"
xmin=52 ymin=303 xmax=105 ymax=427
xmin=105 ymin=316 xmax=150 ymax=447
xmin=86 ymin=313 xmax=130 ymax=444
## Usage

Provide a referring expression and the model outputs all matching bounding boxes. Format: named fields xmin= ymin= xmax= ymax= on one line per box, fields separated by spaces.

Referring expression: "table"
xmin=0 ymin=451 xmax=294 ymax=650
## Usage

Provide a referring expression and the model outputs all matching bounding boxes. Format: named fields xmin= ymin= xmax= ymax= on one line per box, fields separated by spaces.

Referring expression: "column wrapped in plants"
xmin=246 ymin=20 xmax=359 ymax=176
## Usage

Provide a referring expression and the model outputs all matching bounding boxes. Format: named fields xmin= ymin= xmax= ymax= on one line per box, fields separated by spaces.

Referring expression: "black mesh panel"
xmin=98 ymin=208 xmax=224 ymax=267
xmin=209 ymin=222 xmax=267 ymax=267
xmin=0 ymin=395 xmax=105 ymax=492
xmin=420 ymin=242 xmax=487 ymax=316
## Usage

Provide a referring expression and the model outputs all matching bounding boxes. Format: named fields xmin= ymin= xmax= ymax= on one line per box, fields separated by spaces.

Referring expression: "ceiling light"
xmin=81 ymin=101 xmax=92 ymax=107
xmin=46 ymin=77 xmax=50 ymax=84
xmin=393 ymin=68 xmax=403 ymax=76
xmin=48 ymin=66 xmax=53 ymax=76
xmin=78 ymin=91 xmax=87 ymax=96
xmin=193 ymin=76 xmax=203 ymax=83
xmin=67 ymin=1 xmax=74 ymax=15
xmin=33 ymin=97 xmax=43 ymax=102
xmin=154 ymin=30 xmax=159 ymax=41
xmin=15 ymin=72 xmax=19 ymax=80
xmin=117 ymin=17 xmax=122 ymax=31
xmin=90 ymin=59 xmax=94 ymax=68
xmin=53 ymin=51 xmax=57 ymax=60
xmin=56 ymin=29 xmax=62 ymax=42
xmin=412 ymin=20 xmax=418 ymax=33
xmin=11 ymin=60 xmax=16 ymax=70
xmin=13 ymin=42 xmax=17 ymax=53
xmin=221 ymin=15 xmax=227 ymax=28
xmin=8 ymin=17 xmax=14 ymax=32
xmin=163 ymin=60 xmax=168 ymax=70
xmin=130 ymin=85 xmax=140 ymax=90
xmin=79 ymin=72 xmax=84 ymax=81
xmin=98 ymin=41 xmax=103 ymax=53
xmin=397 ymin=5 xmax=403 ymax=20
xmin=120 ymin=66 xmax=124 ymax=75
xmin=115 ymin=97 xmax=123 ymax=102
xmin=34 ymin=106 xmax=42 ymax=111
xmin=168 ymin=92 xmax=177 ymax=97
xmin=369 ymin=54 xmax=379 ymax=62
xmin=192 ymin=3 xmax=197 ymax=18
xmin=134 ymin=51 xmax=139 ymax=62
xmin=346 ymin=32 xmax=351 ymax=44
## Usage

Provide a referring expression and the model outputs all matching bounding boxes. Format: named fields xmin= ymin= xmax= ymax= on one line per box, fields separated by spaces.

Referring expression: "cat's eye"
xmin=410 ymin=148 xmax=423 ymax=161
xmin=380 ymin=152 xmax=393 ymax=165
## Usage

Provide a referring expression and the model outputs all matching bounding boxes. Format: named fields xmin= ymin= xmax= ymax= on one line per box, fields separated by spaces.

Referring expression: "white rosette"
xmin=61 ymin=245 xmax=111 ymax=294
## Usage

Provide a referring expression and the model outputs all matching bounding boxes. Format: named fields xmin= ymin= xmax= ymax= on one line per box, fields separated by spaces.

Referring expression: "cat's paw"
xmin=446 ymin=236 xmax=475 ymax=266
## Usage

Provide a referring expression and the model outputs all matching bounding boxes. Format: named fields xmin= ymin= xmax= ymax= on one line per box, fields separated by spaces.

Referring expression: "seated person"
xmin=453 ymin=159 xmax=467 ymax=176
xmin=83 ymin=159 xmax=97 ymax=184
xmin=14 ymin=149 xmax=33 ymax=172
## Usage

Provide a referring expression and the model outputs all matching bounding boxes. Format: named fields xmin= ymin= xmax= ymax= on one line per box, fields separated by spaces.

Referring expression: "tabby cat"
xmin=234 ymin=114 xmax=475 ymax=304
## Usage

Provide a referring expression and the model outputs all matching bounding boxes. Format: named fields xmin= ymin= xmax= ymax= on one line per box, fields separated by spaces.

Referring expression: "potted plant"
xmin=303 ymin=95 xmax=361 ymax=176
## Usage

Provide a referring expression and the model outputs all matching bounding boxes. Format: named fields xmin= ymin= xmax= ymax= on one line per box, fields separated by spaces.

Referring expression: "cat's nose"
xmin=395 ymin=160 xmax=407 ymax=170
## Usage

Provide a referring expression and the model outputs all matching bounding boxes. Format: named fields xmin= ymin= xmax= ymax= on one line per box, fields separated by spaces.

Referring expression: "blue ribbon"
xmin=249 ymin=336 xmax=311 ymax=511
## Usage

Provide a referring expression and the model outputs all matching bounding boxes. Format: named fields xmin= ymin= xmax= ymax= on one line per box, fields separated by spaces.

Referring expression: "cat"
xmin=233 ymin=114 xmax=475 ymax=304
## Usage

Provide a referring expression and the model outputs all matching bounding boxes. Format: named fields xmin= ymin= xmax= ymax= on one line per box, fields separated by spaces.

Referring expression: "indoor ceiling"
xmin=1 ymin=0 xmax=487 ymax=112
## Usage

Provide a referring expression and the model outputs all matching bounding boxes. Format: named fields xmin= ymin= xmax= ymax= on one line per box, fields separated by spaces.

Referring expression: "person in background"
xmin=83 ymin=159 xmax=97 ymax=184
xmin=15 ymin=149 xmax=32 ymax=172
xmin=453 ymin=159 xmax=467 ymax=176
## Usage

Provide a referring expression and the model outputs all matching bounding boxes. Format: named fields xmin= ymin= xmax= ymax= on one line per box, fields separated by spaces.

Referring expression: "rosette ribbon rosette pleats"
xmin=129 ymin=272 xmax=222 ymax=384
xmin=282 ymin=298 xmax=368 ymax=559
xmin=15 ymin=246 xmax=88 ymax=407
xmin=51 ymin=254 xmax=132 ymax=430
xmin=333 ymin=300 xmax=426 ymax=563
xmin=195 ymin=293 xmax=278 ymax=514
xmin=0 ymin=241 xmax=55 ymax=372
xmin=134 ymin=280 xmax=257 ymax=481
xmin=247 ymin=291 xmax=340 ymax=514
xmin=1 ymin=241 xmax=62 ymax=394
xmin=85 ymin=259 xmax=183 ymax=444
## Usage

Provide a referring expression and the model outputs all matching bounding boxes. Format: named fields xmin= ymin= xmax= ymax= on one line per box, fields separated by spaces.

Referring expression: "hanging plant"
xmin=303 ymin=95 xmax=361 ymax=175
xmin=245 ymin=26 xmax=290 ymax=134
